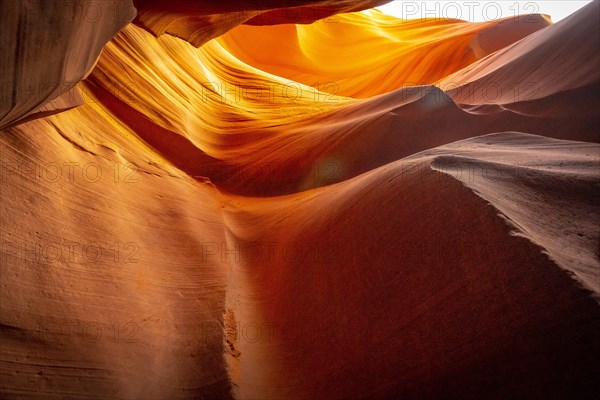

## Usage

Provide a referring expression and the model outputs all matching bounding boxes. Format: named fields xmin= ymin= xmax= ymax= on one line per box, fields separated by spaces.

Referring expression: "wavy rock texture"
xmin=1 ymin=1 xmax=599 ymax=399
xmin=0 ymin=0 xmax=136 ymax=129
xmin=220 ymin=11 xmax=552 ymax=98
xmin=133 ymin=0 xmax=389 ymax=47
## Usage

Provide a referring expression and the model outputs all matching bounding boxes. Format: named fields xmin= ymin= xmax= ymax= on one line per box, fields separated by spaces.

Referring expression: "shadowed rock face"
xmin=1 ymin=1 xmax=599 ymax=399
xmin=0 ymin=0 xmax=137 ymax=129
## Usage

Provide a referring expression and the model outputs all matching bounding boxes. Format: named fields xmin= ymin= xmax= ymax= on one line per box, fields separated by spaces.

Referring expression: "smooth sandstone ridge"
xmin=1 ymin=1 xmax=599 ymax=399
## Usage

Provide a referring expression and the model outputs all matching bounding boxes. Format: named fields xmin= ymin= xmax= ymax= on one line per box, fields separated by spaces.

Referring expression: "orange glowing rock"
xmin=220 ymin=11 xmax=551 ymax=98
xmin=1 ymin=1 xmax=599 ymax=399
xmin=133 ymin=0 xmax=388 ymax=47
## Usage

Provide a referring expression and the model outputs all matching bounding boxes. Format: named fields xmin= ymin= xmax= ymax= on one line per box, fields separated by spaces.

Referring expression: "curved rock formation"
xmin=0 ymin=0 xmax=136 ymax=129
xmin=133 ymin=0 xmax=388 ymax=47
xmin=1 ymin=1 xmax=599 ymax=399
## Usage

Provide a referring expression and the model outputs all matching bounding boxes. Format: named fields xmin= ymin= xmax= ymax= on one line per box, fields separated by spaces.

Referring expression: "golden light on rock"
xmin=1 ymin=1 xmax=599 ymax=399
